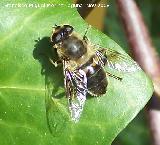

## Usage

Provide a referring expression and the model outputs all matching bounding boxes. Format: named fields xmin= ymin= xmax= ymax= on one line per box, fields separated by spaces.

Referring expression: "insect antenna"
xmin=106 ymin=72 xmax=122 ymax=81
xmin=83 ymin=24 xmax=91 ymax=41
xmin=52 ymin=24 xmax=58 ymax=28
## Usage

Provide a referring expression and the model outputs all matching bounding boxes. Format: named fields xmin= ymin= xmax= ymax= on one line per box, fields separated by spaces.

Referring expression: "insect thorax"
xmin=58 ymin=35 xmax=87 ymax=60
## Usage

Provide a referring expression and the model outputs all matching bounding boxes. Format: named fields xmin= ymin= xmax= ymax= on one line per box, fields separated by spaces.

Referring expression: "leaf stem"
xmin=116 ymin=0 xmax=160 ymax=144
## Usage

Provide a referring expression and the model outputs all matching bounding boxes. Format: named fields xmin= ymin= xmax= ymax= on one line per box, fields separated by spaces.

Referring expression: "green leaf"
xmin=112 ymin=110 xmax=151 ymax=145
xmin=0 ymin=0 xmax=153 ymax=145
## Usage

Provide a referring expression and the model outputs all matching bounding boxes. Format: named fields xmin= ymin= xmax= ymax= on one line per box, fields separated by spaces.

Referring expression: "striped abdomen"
xmin=80 ymin=56 xmax=108 ymax=96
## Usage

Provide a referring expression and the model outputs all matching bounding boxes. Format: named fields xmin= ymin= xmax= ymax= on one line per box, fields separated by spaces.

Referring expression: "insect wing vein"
xmin=97 ymin=48 xmax=141 ymax=72
xmin=65 ymin=68 xmax=87 ymax=122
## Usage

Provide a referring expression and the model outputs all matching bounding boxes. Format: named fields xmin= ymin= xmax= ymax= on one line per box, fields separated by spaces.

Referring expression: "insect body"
xmin=79 ymin=54 xmax=108 ymax=96
xmin=50 ymin=24 xmax=140 ymax=122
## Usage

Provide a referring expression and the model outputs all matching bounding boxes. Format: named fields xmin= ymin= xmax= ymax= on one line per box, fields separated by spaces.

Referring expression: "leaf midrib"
xmin=0 ymin=86 xmax=45 ymax=91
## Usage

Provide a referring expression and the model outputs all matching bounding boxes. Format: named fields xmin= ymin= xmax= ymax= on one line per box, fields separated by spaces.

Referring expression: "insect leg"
xmin=49 ymin=58 xmax=62 ymax=67
xmin=106 ymin=71 xmax=122 ymax=81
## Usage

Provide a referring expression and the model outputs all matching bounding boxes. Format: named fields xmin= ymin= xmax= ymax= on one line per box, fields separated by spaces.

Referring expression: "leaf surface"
xmin=0 ymin=0 xmax=153 ymax=145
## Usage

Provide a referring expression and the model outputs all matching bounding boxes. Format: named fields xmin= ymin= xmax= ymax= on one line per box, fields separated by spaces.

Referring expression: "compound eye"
xmin=64 ymin=25 xmax=73 ymax=34
xmin=51 ymin=33 xmax=62 ymax=44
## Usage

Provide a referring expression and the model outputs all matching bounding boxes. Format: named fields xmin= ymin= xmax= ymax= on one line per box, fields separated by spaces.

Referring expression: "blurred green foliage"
xmin=105 ymin=0 xmax=160 ymax=144
xmin=137 ymin=0 xmax=160 ymax=54
xmin=112 ymin=110 xmax=151 ymax=145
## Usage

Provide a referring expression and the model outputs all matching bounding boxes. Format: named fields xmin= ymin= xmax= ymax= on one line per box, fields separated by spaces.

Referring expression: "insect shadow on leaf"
xmin=33 ymin=37 xmax=64 ymax=97
xmin=33 ymin=37 xmax=69 ymax=136
xmin=32 ymin=25 xmax=141 ymax=132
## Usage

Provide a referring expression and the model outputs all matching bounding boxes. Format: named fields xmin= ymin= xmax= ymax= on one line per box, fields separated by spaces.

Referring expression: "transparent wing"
xmin=64 ymin=68 xmax=87 ymax=122
xmin=96 ymin=48 xmax=141 ymax=72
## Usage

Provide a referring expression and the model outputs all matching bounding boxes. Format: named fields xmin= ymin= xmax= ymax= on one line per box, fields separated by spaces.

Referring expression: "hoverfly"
xmin=50 ymin=24 xmax=140 ymax=122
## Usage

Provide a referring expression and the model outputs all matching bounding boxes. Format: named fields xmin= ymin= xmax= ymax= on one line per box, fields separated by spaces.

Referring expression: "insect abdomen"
xmin=87 ymin=65 xmax=107 ymax=96
xmin=80 ymin=56 xmax=108 ymax=96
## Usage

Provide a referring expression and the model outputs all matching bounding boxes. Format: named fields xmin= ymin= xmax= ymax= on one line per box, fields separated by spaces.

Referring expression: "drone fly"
xmin=50 ymin=24 xmax=140 ymax=122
